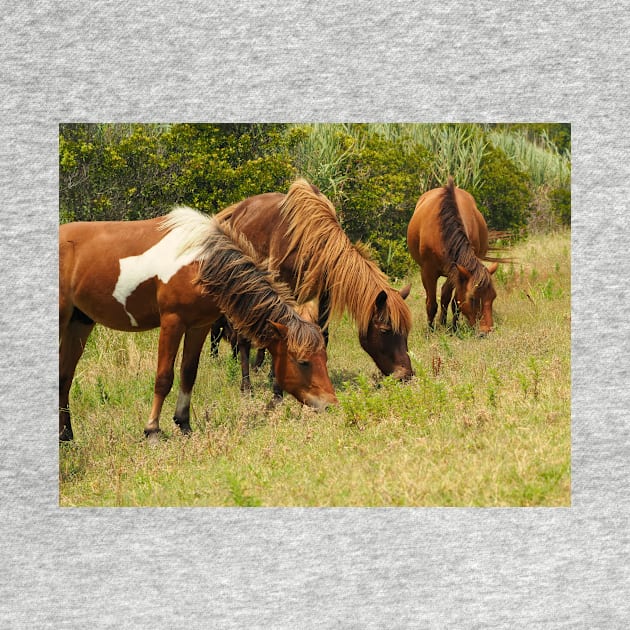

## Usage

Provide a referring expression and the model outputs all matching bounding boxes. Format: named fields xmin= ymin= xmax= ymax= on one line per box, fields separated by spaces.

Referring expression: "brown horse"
xmin=211 ymin=300 xmax=320 ymax=393
xmin=407 ymin=177 xmax=499 ymax=335
xmin=215 ymin=179 xmax=414 ymax=381
xmin=59 ymin=207 xmax=337 ymax=441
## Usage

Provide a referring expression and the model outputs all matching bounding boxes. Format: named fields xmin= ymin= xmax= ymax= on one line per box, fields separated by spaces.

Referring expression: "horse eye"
xmin=298 ymin=359 xmax=310 ymax=367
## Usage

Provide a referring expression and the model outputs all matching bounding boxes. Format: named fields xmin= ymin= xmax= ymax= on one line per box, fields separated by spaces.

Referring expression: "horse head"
xmin=266 ymin=321 xmax=338 ymax=410
xmin=454 ymin=262 xmax=499 ymax=335
xmin=359 ymin=285 xmax=414 ymax=381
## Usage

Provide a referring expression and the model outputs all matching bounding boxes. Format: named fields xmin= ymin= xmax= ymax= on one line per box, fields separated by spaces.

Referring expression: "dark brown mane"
xmin=440 ymin=178 xmax=493 ymax=289
xmin=278 ymin=179 xmax=412 ymax=337
xmin=162 ymin=207 xmax=324 ymax=356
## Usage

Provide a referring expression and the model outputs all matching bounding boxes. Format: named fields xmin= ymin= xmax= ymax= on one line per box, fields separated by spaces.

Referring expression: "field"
xmin=59 ymin=231 xmax=571 ymax=507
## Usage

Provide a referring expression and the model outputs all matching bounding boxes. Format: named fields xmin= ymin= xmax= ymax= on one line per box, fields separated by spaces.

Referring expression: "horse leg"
xmin=145 ymin=314 xmax=185 ymax=439
xmin=421 ymin=269 xmax=439 ymax=330
xmin=252 ymin=348 xmax=266 ymax=371
xmin=451 ymin=296 xmax=460 ymax=332
xmin=173 ymin=324 xmax=211 ymax=434
xmin=318 ymin=291 xmax=331 ymax=347
xmin=59 ymin=313 xmax=95 ymax=441
xmin=209 ymin=318 xmax=223 ymax=357
xmin=440 ymin=280 xmax=454 ymax=327
xmin=238 ymin=335 xmax=252 ymax=394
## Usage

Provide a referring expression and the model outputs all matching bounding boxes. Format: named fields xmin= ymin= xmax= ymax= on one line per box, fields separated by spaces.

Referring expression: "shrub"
xmin=59 ymin=123 xmax=296 ymax=223
xmin=548 ymin=186 xmax=571 ymax=226
xmin=368 ymin=237 xmax=414 ymax=280
xmin=340 ymin=129 xmax=432 ymax=244
xmin=473 ymin=144 xmax=533 ymax=233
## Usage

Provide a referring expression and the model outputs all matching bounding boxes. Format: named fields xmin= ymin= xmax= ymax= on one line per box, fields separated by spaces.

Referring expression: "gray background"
xmin=1 ymin=1 xmax=628 ymax=627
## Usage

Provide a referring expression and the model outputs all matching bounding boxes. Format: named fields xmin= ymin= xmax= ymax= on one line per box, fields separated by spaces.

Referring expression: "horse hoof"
xmin=266 ymin=396 xmax=282 ymax=411
xmin=59 ymin=427 xmax=74 ymax=442
xmin=144 ymin=429 xmax=161 ymax=445
xmin=173 ymin=417 xmax=192 ymax=435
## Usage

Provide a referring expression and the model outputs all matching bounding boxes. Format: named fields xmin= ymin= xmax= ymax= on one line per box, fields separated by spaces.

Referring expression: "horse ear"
xmin=487 ymin=262 xmax=499 ymax=275
xmin=399 ymin=284 xmax=411 ymax=300
xmin=375 ymin=290 xmax=388 ymax=313
xmin=268 ymin=321 xmax=289 ymax=340
xmin=456 ymin=264 xmax=471 ymax=280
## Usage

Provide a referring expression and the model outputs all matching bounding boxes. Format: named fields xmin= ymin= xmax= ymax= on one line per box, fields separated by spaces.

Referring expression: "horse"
xmin=215 ymin=179 xmax=414 ymax=383
xmin=59 ymin=207 xmax=337 ymax=442
xmin=406 ymin=177 xmax=499 ymax=335
xmin=212 ymin=300 xmax=320 ymax=394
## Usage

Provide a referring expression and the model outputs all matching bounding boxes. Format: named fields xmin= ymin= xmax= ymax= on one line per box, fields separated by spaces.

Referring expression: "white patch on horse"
xmin=113 ymin=227 xmax=202 ymax=327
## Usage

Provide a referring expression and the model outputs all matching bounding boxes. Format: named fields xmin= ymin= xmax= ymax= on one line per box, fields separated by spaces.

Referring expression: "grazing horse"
xmin=215 ymin=179 xmax=414 ymax=382
xmin=212 ymin=300 xmax=320 ymax=394
xmin=407 ymin=177 xmax=499 ymax=335
xmin=59 ymin=207 xmax=337 ymax=441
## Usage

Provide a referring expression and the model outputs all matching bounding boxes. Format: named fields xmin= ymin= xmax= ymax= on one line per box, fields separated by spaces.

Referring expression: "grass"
xmin=59 ymin=231 xmax=571 ymax=507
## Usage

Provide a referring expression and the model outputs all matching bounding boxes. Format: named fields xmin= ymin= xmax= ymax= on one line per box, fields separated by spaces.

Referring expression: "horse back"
xmin=59 ymin=217 xmax=217 ymax=332
xmin=219 ymin=192 xmax=300 ymax=290
xmin=407 ymin=184 xmax=489 ymax=272
xmin=407 ymin=187 xmax=448 ymax=272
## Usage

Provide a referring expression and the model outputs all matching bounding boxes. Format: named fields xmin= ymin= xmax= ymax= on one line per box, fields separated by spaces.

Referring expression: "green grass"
xmin=59 ymin=231 xmax=571 ymax=507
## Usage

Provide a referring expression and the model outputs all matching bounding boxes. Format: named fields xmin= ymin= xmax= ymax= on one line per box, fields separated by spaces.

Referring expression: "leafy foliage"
xmin=59 ymin=123 xmax=296 ymax=222
xmin=549 ymin=186 xmax=571 ymax=226
xmin=472 ymin=144 xmax=533 ymax=233
xmin=59 ymin=123 xmax=570 ymax=270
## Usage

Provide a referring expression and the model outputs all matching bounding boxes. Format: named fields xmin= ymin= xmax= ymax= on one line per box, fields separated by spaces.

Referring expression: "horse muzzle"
xmin=303 ymin=391 xmax=339 ymax=411
xmin=390 ymin=362 xmax=414 ymax=382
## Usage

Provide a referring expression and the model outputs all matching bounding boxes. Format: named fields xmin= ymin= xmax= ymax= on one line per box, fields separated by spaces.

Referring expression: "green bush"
xmin=548 ymin=186 xmax=571 ymax=226
xmin=163 ymin=124 xmax=295 ymax=213
xmin=59 ymin=124 xmax=173 ymax=222
xmin=59 ymin=123 xmax=295 ymax=223
xmin=368 ymin=237 xmax=414 ymax=280
xmin=341 ymin=129 xmax=432 ymax=244
xmin=473 ymin=144 xmax=533 ymax=233
xmin=59 ymin=123 xmax=569 ymax=252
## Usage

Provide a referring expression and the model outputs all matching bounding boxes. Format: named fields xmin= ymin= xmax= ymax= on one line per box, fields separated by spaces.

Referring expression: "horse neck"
xmin=198 ymin=227 xmax=299 ymax=350
xmin=438 ymin=191 xmax=487 ymax=281
xmin=326 ymin=244 xmax=389 ymax=322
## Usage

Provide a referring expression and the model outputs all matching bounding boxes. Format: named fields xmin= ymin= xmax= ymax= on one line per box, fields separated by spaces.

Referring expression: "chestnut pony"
xmin=407 ymin=177 xmax=500 ymax=335
xmin=216 ymin=179 xmax=414 ymax=382
xmin=210 ymin=301 xmax=319 ymax=393
xmin=59 ymin=207 xmax=337 ymax=441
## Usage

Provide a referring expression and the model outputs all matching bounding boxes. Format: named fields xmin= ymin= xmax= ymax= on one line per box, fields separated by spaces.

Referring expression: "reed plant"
xmin=487 ymin=129 xmax=571 ymax=189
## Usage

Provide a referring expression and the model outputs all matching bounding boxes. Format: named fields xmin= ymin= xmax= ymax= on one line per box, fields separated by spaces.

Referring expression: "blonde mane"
xmin=278 ymin=179 xmax=412 ymax=337
xmin=162 ymin=206 xmax=324 ymax=356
